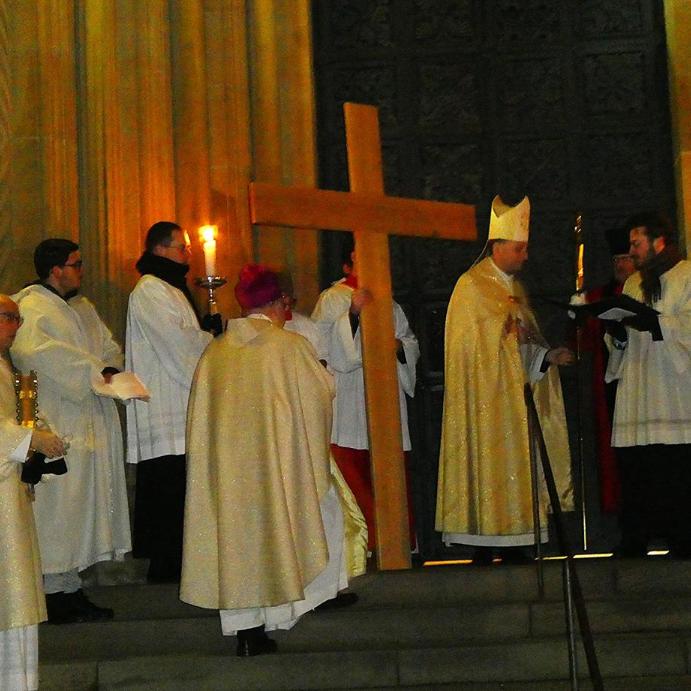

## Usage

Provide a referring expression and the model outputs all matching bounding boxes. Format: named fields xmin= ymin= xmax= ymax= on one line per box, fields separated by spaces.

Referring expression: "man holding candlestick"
xmin=126 ymin=221 xmax=213 ymax=583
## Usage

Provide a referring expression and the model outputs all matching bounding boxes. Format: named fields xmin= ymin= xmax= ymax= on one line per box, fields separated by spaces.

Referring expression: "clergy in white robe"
xmin=181 ymin=265 xmax=352 ymax=657
xmin=126 ymin=222 xmax=212 ymax=582
xmin=11 ymin=239 xmax=130 ymax=623
xmin=311 ymin=249 xmax=419 ymax=550
xmin=0 ymin=294 xmax=64 ymax=691
xmin=605 ymin=212 xmax=691 ymax=556
xmin=284 ymin=310 xmax=327 ymax=361
xmin=280 ymin=271 xmax=328 ymax=361
xmin=436 ymin=196 xmax=574 ymax=558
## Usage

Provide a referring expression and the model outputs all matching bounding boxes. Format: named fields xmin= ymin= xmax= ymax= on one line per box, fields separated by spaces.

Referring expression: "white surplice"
xmin=10 ymin=285 xmax=131 ymax=573
xmin=125 ymin=275 xmax=212 ymax=463
xmin=311 ymin=280 xmax=419 ymax=450
xmin=284 ymin=311 xmax=327 ymax=361
xmin=606 ymin=260 xmax=691 ymax=447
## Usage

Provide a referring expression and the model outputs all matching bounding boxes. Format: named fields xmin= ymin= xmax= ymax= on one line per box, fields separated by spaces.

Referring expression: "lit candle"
xmin=200 ymin=225 xmax=217 ymax=278
xmin=574 ymin=214 xmax=584 ymax=293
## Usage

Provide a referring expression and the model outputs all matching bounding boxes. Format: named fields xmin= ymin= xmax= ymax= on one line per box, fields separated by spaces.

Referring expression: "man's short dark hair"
xmin=623 ymin=211 xmax=675 ymax=245
xmin=34 ymin=239 xmax=79 ymax=280
xmin=487 ymin=239 xmax=508 ymax=255
xmin=145 ymin=221 xmax=182 ymax=253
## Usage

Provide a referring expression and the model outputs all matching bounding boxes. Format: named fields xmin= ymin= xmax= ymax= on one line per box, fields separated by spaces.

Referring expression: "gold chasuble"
xmin=0 ymin=358 xmax=46 ymax=631
xmin=436 ymin=257 xmax=573 ymax=543
xmin=180 ymin=318 xmax=335 ymax=611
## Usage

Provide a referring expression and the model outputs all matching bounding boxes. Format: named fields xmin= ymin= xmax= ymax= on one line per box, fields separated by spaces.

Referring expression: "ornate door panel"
xmin=313 ymin=0 xmax=675 ymax=559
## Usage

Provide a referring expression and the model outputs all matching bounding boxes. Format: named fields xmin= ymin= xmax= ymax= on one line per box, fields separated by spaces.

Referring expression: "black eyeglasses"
xmin=166 ymin=242 xmax=192 ymax=253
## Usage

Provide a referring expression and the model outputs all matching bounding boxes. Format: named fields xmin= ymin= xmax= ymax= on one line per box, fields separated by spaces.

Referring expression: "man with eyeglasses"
xmin=125 ymin=221 xmax=213 ymax=583
xmin=11 ymin=239 xmax=131 ymax=624
xmin=0 ymin=294 xmax=65 ymax=689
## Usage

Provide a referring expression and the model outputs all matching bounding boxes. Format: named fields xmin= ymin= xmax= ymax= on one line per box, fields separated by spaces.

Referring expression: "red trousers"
xmin=331 ymin=444 xmax=416 ymax=551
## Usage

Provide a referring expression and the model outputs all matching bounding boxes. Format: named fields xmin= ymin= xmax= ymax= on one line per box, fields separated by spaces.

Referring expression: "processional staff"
xmin=572 ymin=213 xmax=589 ymax=552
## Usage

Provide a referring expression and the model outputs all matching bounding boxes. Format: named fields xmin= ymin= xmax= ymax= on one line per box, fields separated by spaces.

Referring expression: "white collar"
xmin=247 ymin=313 xmax=272 ymax=323
xmin=489 ymin=257 xmax=514 ymax=287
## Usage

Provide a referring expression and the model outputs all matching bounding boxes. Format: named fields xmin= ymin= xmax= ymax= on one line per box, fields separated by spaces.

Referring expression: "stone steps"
xmin=79 ymin=558 xmax=691 ymax=609
xmin=39 ymin=597 xmax=691 ymax=660
xmin=41 ymin=634 xmax=691 ymax=690
xmin=38 ymin=559 xmax=691 ymax=689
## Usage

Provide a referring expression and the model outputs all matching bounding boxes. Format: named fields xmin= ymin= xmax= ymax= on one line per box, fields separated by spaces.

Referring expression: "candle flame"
xmin=199 ymin=225 xmax=217 ymax=243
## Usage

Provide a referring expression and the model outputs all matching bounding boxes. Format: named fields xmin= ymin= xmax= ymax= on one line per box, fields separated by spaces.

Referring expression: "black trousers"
xmin=618 ymin=444 xmax=691 ymax=555
xmin=133 ymin=454 xmax=186 ymax=581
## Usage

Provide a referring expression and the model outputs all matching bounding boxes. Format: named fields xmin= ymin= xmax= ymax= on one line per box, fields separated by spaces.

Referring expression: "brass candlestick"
xmin=194 ymin=276 xmax=227 ymax=315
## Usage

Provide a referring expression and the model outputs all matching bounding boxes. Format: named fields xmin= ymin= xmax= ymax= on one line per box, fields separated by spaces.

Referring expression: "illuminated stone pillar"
xmin=249 ymin=0 xmax=320 ymax=310
xmin=78 ymin=0 xmax=140 ymax=338
xmin=664 ymin=0 xmax=691 ymax=255
xmin=135 ymin=0 xmax=176 ymax=235
xmin=37 ymin=0 xmax=79 ymax=240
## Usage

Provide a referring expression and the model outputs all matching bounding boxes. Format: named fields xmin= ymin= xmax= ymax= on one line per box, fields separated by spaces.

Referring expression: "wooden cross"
xmin=249 ymin=103 xmax=477 ymax=570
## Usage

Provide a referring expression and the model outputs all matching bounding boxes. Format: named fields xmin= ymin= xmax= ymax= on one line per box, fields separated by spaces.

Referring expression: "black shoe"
xmin=236 ymin=625 xmax=278 ymax=657
xmin=70 ymin=590 xmax=114 ymax=622
xmin=46 ymin=592 xmax=89 ymax=625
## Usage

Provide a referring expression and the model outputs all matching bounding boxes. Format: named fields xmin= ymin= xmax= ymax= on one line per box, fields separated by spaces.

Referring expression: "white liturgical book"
xmin=92 ymin=371 xmax=150 ymax=401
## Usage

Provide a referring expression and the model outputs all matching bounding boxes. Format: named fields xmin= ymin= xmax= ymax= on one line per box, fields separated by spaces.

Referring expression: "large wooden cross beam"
xmin=249 ymin=103 xmax=477 ymax=570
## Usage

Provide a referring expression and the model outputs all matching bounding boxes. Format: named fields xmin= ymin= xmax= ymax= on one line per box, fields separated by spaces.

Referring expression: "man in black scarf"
xmin=125 ymin=222 xmax=214 ymax=582
xmin=606 ymin=211 xmax=690 ymax=558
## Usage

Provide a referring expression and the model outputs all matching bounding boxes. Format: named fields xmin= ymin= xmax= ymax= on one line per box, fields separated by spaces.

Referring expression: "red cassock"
xmin=582 ymin=281 xmax=624 ymax=513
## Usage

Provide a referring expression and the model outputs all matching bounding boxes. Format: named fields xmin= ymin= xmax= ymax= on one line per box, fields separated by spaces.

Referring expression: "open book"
xmin=91 ymin=371 xmax=150 ymax=401
xmin=548 ymin=294 xmax=659 ymax=321
xmin=546 ymin=294 xmax=662 ymax=341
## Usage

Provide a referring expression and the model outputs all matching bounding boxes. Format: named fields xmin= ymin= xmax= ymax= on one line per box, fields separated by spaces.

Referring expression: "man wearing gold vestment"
xmin=436 ymin=196 xmax=574 ymax=561
xmin=181 ymin=265 xmax=354 ymax=656
xmin=0 ymin=295 xmax=64 ymax=690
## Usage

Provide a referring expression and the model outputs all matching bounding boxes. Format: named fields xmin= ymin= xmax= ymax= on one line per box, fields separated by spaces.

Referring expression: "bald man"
xmin=0 ymin=295 xmax=64 ymax=691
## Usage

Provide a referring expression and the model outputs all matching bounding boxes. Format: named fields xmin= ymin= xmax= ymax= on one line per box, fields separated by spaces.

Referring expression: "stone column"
xmin=202 ymin=0 xmax=253 ymax=317
xmin=37 ymin=0 xmax=79 ymax=240
xmin=170 ymin=0 xmax=212 ymax=307
xmin=78 ymin=0 xmax=140 ymax=338
xmin=664 ymin=0 xmax=691 ymax=255
xmin=0 ymin=0 xmax=10 ymax=279
xmin=135 ymin=0 xmax=176 ymax=235
xmin=248 ymin=0 xmax=320 ymax=310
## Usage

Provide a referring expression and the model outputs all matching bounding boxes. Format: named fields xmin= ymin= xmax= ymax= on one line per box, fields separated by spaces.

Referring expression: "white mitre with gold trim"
xmin=488 ymin=195 xmax=530 ymax=242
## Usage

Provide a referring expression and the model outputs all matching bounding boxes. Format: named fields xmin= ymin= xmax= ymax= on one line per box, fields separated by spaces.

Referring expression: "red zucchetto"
xmin=234 ymin=264 xmax=283 ymax=310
